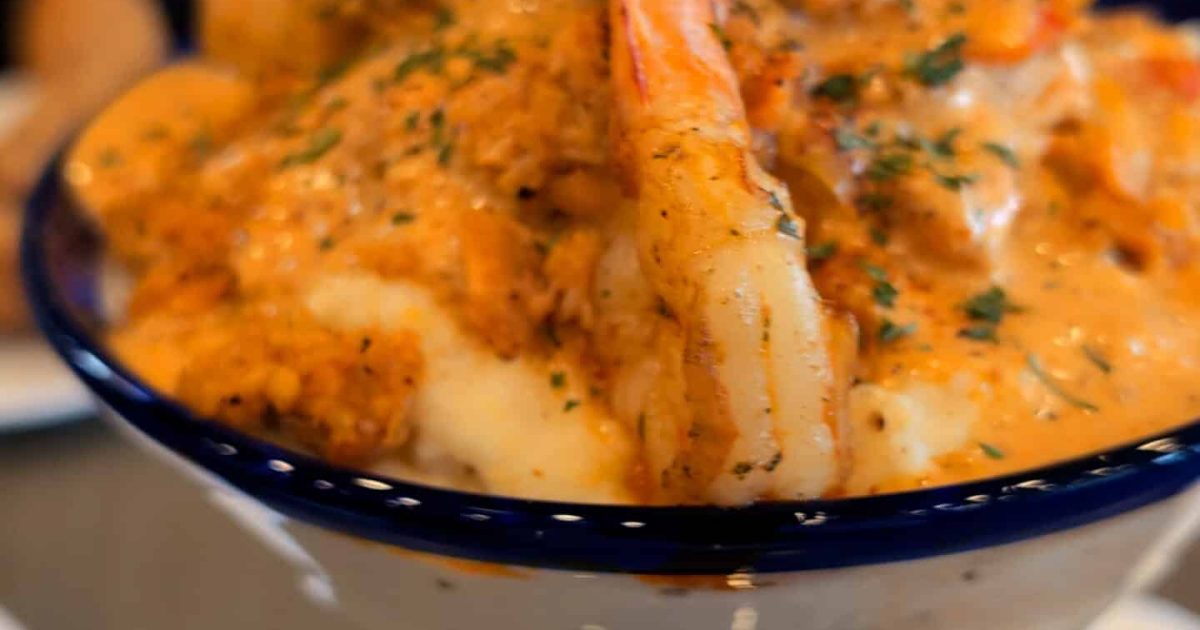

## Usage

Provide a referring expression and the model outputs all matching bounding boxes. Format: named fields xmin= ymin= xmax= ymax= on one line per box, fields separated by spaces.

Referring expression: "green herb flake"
xmin=776 ymin=214 xmax=801 ymax=239
xmin=933 ymin=171 xmax=980 ymax=191
xmin=550 ymin=371 xmax=566 ymax=389
xmin=905 ymin=33 xmax=968 ymax=87
xmin=326 ymin=96 xmax=349 ymax=112
xmin=318 ymin=237 xmax=335 ymax=251
xmin=867 ymin=153 xmax=915 ymax=182
xmin=732 ymin=461 xmax=754 ymax=478
xmin=1083 ymin=346 xmax=1112 ymax=374
xmin=391 ymin=212 xmax=416 ymax=225
xmin=394 ymin=47 xmax=446 ymax=83
xmin=870 ymin=226 xmax=889 ymax=246
xmin=404 ymin=111 xmax=421 ymax=131
xmin=979 ymin=442 xmax=1005 ymax=460
xmin=930 ymin=127 xmax=962 ymax=157
xmin=708 ymin=23 xmax=733 ymax=51
xmin=879 ymin=319 xmax=916 ymax=343
xmin=835 ymin=127 xmax=876 ymax=151
xmin=963 ymin=287 xmax=1020 ymax=324
xmin=190 ymin=131 xmax=214 ymax=158
xmin=859 ymin=193 xmax=894 ymax=211
xmin=464 ymin=41 xmax=517 ymax=74
xmin=763 ymin=451 xmax=784 ymax=472
xmin=982 ymin=142 xmax=1020 ymax=169
xmin=731 ymin=0 xmax=761 ymax=24
xmin=563 ymin=399 xmax=581 ymax=413
xmin=142 ymin=125 xmax=169 ymax=142
xmin=1026 ymin=353 xmax=1100 ymax=412
xmin=958 ymin=324 xmax=998 ymax=343
xmin=97 ymin=148 xmax=123 ymax=168
xmin=860 ymin=261 xmax=888 ymax=282
xmin=433 ymin=6 xmax=456 ymax=30
xmin=317 ymin=58 xmax=353 ymax=86
xmin=807 ymin=241 xmax=839 ymax=262
xmin=811 ymin=74 xmax=860 ymax=104
xmin=873 ymin=281 xmax=899 ymax=308
xmin=280 ymin=128 xmax=342 ymax=168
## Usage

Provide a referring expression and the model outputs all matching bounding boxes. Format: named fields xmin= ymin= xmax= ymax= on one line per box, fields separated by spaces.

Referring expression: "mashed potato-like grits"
xmin=69 ymin=0 xmax=1200 ymax=504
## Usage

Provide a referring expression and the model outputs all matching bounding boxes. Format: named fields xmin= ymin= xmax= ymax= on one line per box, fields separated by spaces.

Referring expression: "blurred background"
xmin=0 ymin=1 xmax=1199 ymax=628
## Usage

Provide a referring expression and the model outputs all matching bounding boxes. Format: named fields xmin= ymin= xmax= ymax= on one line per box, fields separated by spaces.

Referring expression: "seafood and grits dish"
xmin=68 ymin=0 xmax=1200 ymax=505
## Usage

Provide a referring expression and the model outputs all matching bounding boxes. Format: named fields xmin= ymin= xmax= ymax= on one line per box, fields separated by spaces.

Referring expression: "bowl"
xmin=22 ymin=2 xmax=1200 ymax=627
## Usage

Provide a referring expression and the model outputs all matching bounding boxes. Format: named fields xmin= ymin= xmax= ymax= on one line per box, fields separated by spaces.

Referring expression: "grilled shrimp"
xmin=611 ymin=0 xmax=845 ymax=504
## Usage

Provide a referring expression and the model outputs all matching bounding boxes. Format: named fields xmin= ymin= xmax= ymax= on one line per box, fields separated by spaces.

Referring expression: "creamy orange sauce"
xmin=70 ymin=0 xmax=1200 ymax=503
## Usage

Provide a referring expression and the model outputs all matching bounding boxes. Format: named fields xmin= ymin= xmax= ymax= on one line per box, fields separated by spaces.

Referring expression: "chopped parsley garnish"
xmin=404 ymin=111 xmax=421 ymax=131
xmin=869 ymin=226 xmax=889 ymax=246
xmin=1083 ymin=346 xmax=1112 ymax=374
xmin=433 ymin=6 xmax=456 ymax=30
xmin=317 ymin=58 xmax=353 ymax=85
xmin=982 ymin=142 xmax=1020 ymax=168
xmin=732 ymin=461 xmax=754 ymax=478
xmin=776 ymin=214 xmax=801 ymax=239
xmin=464 ymin=40 xmax=517 ymax=73
xmin=279 ymin=128 xmax=342 ymax=168
xmin=873 ymin=281 xmax=899 ymax=308
xmin=905 ymin=33 xmax=968 ymax=87
xmin=97 ymin=148 xmax=123 ymax=168
xmin=879 ymin=319 xmax=916 ymax=343
xmin=963 ymin=287 xmax=1020 ymax=324
xmin=764 ymin=451 xmax=783 ymax=472
xmin=811 ymin=73 xmax=860 ymax=104
xmin=709 ymin=23 xmax=733 ymax=51
xmin=394 ymin=47 xmax=446 ymax=82
xmin=142 ymin=125 xmax=169 ymax=141
xmin=835 ymin=127 xmax=876 ymax=151
xmin=861 ymin=261 xmax=898 ymax=308
xmin=859 ymin=192 xmax=894 ymax=211
xmin=429 ymin=108 xmax=454 ymax=165
xmin=563 ymin=399 xmax=581 ymax=412
xmin=391 ymin=212 xmax=416 ymax=225
xmin=550 ymin=371 xmax=566 ymax=389
xmin=731 ymin=0 xmax=761 ymax=24
xmin=807 ymin=241 xmax=839 ymax=262
xmin=979 ymin=442 xmax=1005 ymax=460
xmin=927 ymin=127 xmax=962 ymax=157
xmin=1026 ymin=353 xmax=1099 ymax=412
xmin=867 ymin=153 xmax=915 ymax=182
xmin=933 ymin=171 xmax=980 ymax=191
xmin=958 ymin=324 xmax=998 ymax=343
xmin=767 ymin=190 xmax=786 ymax=211
xmin=860 ymin=261 xmax=888 ymax=282
xmin=190 ymin=131 xmax=214 ymax=157
xmin=326 ymin=96 xmax=349 ymax=112
xmin=318 ymin=236 xmax=335 ymax=251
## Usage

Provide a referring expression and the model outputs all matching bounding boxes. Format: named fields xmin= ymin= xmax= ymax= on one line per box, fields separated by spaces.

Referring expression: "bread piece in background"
xmin=0 ymin=0 xmax=167 ymax=333
xmin=200 ymin=0 xmax=364 ymax=76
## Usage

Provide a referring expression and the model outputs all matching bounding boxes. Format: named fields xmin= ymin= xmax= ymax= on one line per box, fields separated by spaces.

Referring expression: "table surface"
xmin=3 ymin=418 xmax=1200 ymax=630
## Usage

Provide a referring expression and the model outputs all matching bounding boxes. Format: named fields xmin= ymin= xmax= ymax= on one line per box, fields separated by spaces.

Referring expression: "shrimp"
xmin=610 ymin=0 xmax=847 ymax=504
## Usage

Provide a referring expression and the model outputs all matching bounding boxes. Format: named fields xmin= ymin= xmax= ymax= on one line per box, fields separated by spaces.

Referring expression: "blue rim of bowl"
xmin=24 ymin=154 xmax=1200 ymax=576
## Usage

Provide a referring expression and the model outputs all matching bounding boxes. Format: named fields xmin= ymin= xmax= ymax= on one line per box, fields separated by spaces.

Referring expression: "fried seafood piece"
xmin=610 ymin=0 xmax=846 ymax=504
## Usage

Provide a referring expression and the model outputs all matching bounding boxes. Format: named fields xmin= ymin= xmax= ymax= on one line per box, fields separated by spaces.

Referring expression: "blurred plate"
xmin=0 ymin=75 xmax=94 ymax=432
xmin=0 ymin=337 xmax=92 ymax=432
xmin=1091 ymin=595 xmax=1200 ymax=630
